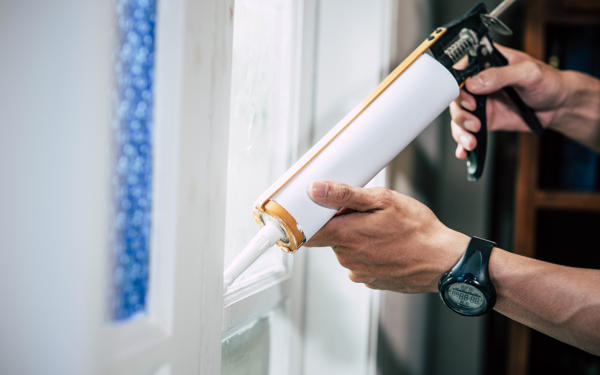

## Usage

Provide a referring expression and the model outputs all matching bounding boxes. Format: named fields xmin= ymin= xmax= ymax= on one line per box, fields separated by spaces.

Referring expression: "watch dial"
xmin=445 ymin=282 xmax=486 ymax=313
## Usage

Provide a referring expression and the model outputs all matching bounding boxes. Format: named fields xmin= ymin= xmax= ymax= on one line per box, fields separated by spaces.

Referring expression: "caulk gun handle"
xmin=464 ymin=87 xmax=542 ymax=181
xmin=502 ymin=86 xmax=544 ymax=135
xmin=464 ymin=45 xmax=544 ymax=181
xmin=465 ymin=92 xmax=489 ymax=181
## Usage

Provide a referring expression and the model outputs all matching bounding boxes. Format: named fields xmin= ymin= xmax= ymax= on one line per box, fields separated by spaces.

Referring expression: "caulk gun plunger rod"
xmin=223 ymin=221 xmax=285 ymax=290
xmin=489 ymin=0 xmax=517 ymax=18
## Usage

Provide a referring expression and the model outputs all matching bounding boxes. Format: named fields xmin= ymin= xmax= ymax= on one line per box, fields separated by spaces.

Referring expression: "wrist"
xmin=549 ymin=71 xmax=600 ymax=147
xmin=487 ymin=246 xmax=530 ymax=304
xmin=437 ymin=236 xmax=497 ymax=316
xmin=431 ymin=227 xmax=470 ymax=292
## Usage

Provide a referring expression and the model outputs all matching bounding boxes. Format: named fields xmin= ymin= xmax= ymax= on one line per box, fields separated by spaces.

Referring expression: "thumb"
xmin=465 ymin=60 xmax=538 ymax=95
xmin=309 ymin=181 xmax=379 ymax=211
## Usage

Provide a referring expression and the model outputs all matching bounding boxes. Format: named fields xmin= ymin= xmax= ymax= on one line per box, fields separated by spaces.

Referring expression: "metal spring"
xmin=444 ymin=29 xmax=478 ymax=64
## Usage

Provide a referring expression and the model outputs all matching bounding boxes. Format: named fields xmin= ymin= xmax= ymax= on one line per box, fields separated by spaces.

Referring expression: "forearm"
xmin=551 ymin=70 xmax=600 ymax=151
xmin=304 ymin=181 xmax=600 ymax=353
xmin=489 ymin=247 xmax=600 ymax=355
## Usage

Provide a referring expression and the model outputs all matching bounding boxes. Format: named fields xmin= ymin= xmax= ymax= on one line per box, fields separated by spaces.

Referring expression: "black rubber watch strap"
xmin=438 ymin=236 xmax=497 ymax=316
xmin=460 ymin=236 xmax=495 ymax=280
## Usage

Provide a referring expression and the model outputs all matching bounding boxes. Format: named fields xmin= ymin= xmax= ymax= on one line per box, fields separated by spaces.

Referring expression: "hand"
xmin=305 ymin=181 xmax=469 ymax=293
xmin=450 ymin=44 xmax=568 ymax=159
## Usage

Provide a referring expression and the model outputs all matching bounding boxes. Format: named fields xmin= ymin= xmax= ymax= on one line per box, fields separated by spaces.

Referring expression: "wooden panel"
xmin=507 ymin=0 xmax=549 ymax=372
xmin=561 ymin=0 xmax=600 ymax=10
xmin=507 ymin=323 xmax=532 ymax=375
xmin=548 ymin=0 xmax=600 ymax=24
xmin=507 ymin=0 xmax=599 ymax=374
xmin=522 ymin=0 xmax=547 ymax=60
xmin=546 ymin=13 xmax=600 ymax=25
xmin=534 ymin=191 xmax=600 ymax=211
xmin=513 ymin=134 xmax=541 ymax=257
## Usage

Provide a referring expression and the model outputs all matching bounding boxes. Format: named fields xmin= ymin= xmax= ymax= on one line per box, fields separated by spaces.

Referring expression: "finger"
xmin=304 ymin=222 xmax=335 ymax=247
xmin=452 ymin=54 xmax=469 ymax=70
xmin=335 ymin=207 xmax=358 ymax=216
xmin=449 ymin=101 xmax=481 ymax=133
xmin=309 ymin=181 xmax=383 ymax=211
xmin=364 ymin=282 xmax=381 ymax=290
xmin=348 ymin=271 xmax=375 ymax=284
xmin=457 ymin=90 xmax=476 ymax=111
xmin=304 ymin=211 xmax=369 ymax=247
xmin=465 ymin=60 xmax=542 ymax=95
xmin=455 ymin=144 xmax=467 ymax=160
xmin=451 ymin=121 xmax=476 ymax=151
xmin=494 ymin=44 xmax=529 ymax=65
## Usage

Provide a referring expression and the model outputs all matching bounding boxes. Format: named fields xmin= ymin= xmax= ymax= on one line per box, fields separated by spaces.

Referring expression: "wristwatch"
xmin=438 ymin=236 xmax=496 ymax=316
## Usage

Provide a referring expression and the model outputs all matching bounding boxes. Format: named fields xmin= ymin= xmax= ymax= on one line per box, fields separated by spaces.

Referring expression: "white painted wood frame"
xmin=221 ymin=1 xmax=313 ymax=374
xmin=106 ymin=0 xmax=235 ymax=373
xmin=0 ymin=0 xmax=398 ymax=373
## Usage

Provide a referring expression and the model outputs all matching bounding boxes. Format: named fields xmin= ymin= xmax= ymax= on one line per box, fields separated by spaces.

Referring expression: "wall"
xmin=301 ymin=1 xmax=392 ymax=374
xmin=0 ymin=1 xmax=111 ymax=374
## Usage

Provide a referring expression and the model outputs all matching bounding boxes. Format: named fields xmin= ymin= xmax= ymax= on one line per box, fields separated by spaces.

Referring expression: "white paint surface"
xmin=0 ymin=1 xmax=235 ymax=374
xmin=302 ymin=1 xmax=400 ymax=374
xmin=0 ymin=1 xmax=111 ymax=374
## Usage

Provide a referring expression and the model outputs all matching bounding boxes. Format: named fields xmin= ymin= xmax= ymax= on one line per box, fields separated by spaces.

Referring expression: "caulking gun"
xmin=224 ymin=0 xmax=543 ymax=288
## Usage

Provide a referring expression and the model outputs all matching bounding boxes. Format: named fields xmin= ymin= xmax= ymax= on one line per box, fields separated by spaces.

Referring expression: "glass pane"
xmin=224 ymin=0 xmax=298 ymax=285
xmin=152 ymin=365 xmax=171 ymax=375
xmin=222 ymin=317 xmax=271 ymax=375
xmin=111 ymin=0 xmax=157 ymax=321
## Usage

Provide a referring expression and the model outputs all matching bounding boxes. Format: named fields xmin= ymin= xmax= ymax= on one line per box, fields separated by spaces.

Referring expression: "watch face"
xmin=444 ymin=282 xmax=486 ymax=315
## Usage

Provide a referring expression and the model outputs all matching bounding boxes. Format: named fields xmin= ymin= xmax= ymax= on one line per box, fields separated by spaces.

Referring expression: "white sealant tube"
xmin=258 ymin=53 xmax=459 ymax=244
xmin=225 ymin=51 xmax=459 ymax=287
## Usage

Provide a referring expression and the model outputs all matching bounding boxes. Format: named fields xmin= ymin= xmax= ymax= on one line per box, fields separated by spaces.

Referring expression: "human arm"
xmin=306 ymin=180 xmax=600 ymax=355
xmin=449 ymin=45 xmax=600 ymax=157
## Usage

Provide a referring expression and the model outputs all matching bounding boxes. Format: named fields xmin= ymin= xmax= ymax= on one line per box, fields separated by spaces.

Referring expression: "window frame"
xmin=220 ymin=1 xmax=315 ymax=374
xmin=105 ymin=0 xmax=235 ymax=373
xmin=105 ymin=0 xmax=398 ymax=373
xmin=106 ymin=0 xmax=181 ymax=364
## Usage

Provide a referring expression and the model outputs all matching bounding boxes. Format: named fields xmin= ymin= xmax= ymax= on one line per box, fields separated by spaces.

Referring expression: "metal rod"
xmin=489 ymin=0 xmax=518 ymax=18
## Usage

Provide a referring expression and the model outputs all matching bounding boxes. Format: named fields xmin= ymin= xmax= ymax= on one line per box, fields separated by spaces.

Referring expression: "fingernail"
xmin=475 ymin=75 xmax=486 ymax=87
xmin=310 ymin=181 xmax=328 ymax=199
xmin=456 ymin=144 xmax=464 ymax=158
xmin=468 ymin=75 xmax=486 ymax=90
xmin=460 ymin=135 xmax=471 ymax=150
xmin=460 ymin=100 xmax=475 ymax=111
xmin=464 ymin=119 xmax=476 ymax=131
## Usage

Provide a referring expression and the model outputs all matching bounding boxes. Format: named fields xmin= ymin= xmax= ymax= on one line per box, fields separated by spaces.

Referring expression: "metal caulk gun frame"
xmin=427 ymin=0 xmax=543 ymax=180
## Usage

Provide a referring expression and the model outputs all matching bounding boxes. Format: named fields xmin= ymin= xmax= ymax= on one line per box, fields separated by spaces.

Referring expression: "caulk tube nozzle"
xmin=223 ymin=220 xmax=285 ymax=290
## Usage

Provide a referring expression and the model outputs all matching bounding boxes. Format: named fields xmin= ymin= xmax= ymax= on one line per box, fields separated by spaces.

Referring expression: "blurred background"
xmin=1 ymin=0 xmax=598 ymax=374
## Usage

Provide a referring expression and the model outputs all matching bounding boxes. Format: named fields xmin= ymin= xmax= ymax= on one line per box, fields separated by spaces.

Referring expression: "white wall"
xmin=301 ymin=1 xmax=392 ymax=374
xmin=0 ymin=1 xmax=112 ymax=374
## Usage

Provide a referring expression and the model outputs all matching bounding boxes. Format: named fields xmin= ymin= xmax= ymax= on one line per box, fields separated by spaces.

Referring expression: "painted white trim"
xmin=0 ymin=2 xmax=111 ymax=374
xmin=107 ymin=321 xmax=170 ymax=374
xmin=148 ymin=0 xmax=185 ymax=335
xmin=107 ymin=1 xmax=185 ymax=367
xmin=223 ymin=275 xmax=291 ymax=335
xmin=219 ymin=2 xmax=312 ymax=374
xmin=171 ymin=0 xmax=234 ymax=373
xmin=106 ymin=0 xmax=235 ymax=373
xmin=366 ymin=291 xmax=382 ymax=375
